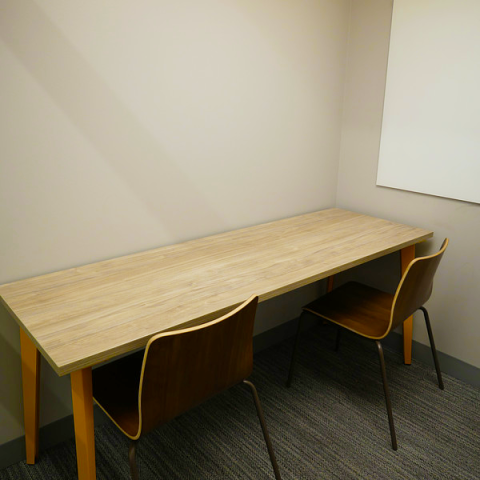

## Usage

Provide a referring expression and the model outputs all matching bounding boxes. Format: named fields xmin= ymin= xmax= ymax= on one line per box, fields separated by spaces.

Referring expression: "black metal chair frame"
xmin=287 ymin=306 xmax=444 ymax=450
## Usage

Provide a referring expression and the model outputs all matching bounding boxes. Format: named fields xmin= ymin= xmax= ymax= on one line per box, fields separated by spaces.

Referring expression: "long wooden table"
xmin=0 ymin=209 xmax=432 ymax=479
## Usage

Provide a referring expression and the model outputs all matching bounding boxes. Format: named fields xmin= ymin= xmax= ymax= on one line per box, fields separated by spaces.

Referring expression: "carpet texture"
xmin=1 ymin=324 xmax=479 ymax=479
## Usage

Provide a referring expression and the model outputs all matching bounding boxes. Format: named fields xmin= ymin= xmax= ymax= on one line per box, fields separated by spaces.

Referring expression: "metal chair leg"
xmin=243 ymin=380 xmax=282 ymax=480
xmin=375 ymin=341 xmax=397 ymax=451
xmin=419 ymin=307 xmax=444 ymax=390
xmin=286 ymin=312 xmax=305 ymax=387
xmin=129 ymin=439 xmax=139 ymax=480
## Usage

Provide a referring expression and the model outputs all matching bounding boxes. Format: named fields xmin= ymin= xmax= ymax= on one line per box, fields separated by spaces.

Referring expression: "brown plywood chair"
xmin=287 ymin=239 xmax=448 ymax=450
xmin=92 ymin=295 xmax=281 ymax=479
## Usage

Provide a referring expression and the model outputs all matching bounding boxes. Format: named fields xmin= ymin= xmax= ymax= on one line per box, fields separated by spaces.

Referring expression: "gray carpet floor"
xmin=1 ymin=324 xmax=479 ymax=479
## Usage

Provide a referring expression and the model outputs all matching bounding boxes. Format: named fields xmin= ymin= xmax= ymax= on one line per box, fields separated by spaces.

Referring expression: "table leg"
xmin=71 ymin=368 xmax=96 ymax=480
xmin=401 ymin=245 xmax=415 ymax=365
xmin=326 ymin=275 xmax=334 ymax=293
xmin=20 ymin=329 xmax=41 ymax=464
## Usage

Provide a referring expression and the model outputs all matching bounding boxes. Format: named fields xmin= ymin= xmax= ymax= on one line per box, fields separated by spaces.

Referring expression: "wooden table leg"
xmin=71 ymin=368 xmax=96 ymax=480
xmin=20 ymin=329 xmax=41 ymax=464
xmin=326 ymin=275 xmax=334 ymax=293
xmin=401 ymin=245 xmax=415 ymax=365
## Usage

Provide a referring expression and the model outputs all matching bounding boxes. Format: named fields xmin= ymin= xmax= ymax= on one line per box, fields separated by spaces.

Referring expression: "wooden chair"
xmin=286 ymin=239 xmax=448 ymax=450
xmin=92 ymin=295 xmax=281 ymax=479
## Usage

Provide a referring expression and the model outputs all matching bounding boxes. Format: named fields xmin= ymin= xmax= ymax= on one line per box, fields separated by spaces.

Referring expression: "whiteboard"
xmin=377 ymin=0 xmax=480 ymax=204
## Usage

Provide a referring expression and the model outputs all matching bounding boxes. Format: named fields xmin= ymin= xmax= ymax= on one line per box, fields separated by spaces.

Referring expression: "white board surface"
xmin=377 ymin=0 xmax=480 ymax=204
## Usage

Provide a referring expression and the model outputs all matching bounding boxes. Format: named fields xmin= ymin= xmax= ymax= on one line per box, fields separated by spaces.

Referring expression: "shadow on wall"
xmin=0 ymin=0 xmax=223 ymax=241
xmin=0 ymin=303 xmax=73 ymax=445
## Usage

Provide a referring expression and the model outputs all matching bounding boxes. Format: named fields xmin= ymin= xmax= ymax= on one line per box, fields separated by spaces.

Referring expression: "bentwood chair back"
xmin=390 ymin=238 xmax=448 ymax=333
xmin=287 ymin=239 xmax=448 ymax=450
xmin=93 ymin=295 xmax=281 ymax=479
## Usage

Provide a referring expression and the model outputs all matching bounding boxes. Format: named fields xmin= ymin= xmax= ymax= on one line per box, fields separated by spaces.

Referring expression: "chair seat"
xmin=92 ymin=350 xmax=144 ymax=439
xmin=90 ymin=296 xmax=281 ymax=479
xmin=303 ymin=282 xmax=394 ymax=339
xmin=290 ymin=242 xmax=448 ymax=451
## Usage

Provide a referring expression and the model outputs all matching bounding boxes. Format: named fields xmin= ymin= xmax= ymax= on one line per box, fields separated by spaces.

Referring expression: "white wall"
xmin=0 ymin=1 xmax=351 ymax=445
xmin=337 ymin=0 xmax=480 ymax=368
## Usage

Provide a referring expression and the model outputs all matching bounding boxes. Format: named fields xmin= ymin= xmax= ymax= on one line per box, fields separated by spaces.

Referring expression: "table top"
xmin=0 ymin=208 xmax=432 ymax=376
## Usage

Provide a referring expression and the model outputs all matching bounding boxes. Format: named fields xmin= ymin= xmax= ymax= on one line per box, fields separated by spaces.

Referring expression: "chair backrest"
xmin=136 ymin=295 xmax=258 ymax=436
xmin=389 ymin=239 xmax=448 ymax=332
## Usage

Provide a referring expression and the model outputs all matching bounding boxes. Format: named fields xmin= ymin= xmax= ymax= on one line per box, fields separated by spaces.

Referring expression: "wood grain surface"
xmin=0 ymin=209 xmax=432 ymax=375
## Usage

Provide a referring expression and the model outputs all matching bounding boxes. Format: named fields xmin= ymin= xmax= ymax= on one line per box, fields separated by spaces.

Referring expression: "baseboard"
xmin=292 ymin=314 xmax=480 ymax=389
xmin=253 ymin=320 xmax=297 ymax=354
xmin=1 ymin=317 xmax=478 ymax=471
xmin=0 ymin=321 xmax=300 ymax=471
xmin=382 ymin=331 xmax=480 ymax=388
xmin=253 ymin=314 xmax=321 ymax=354
xmin=0 ymin=405 xmax=109 ymax=471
